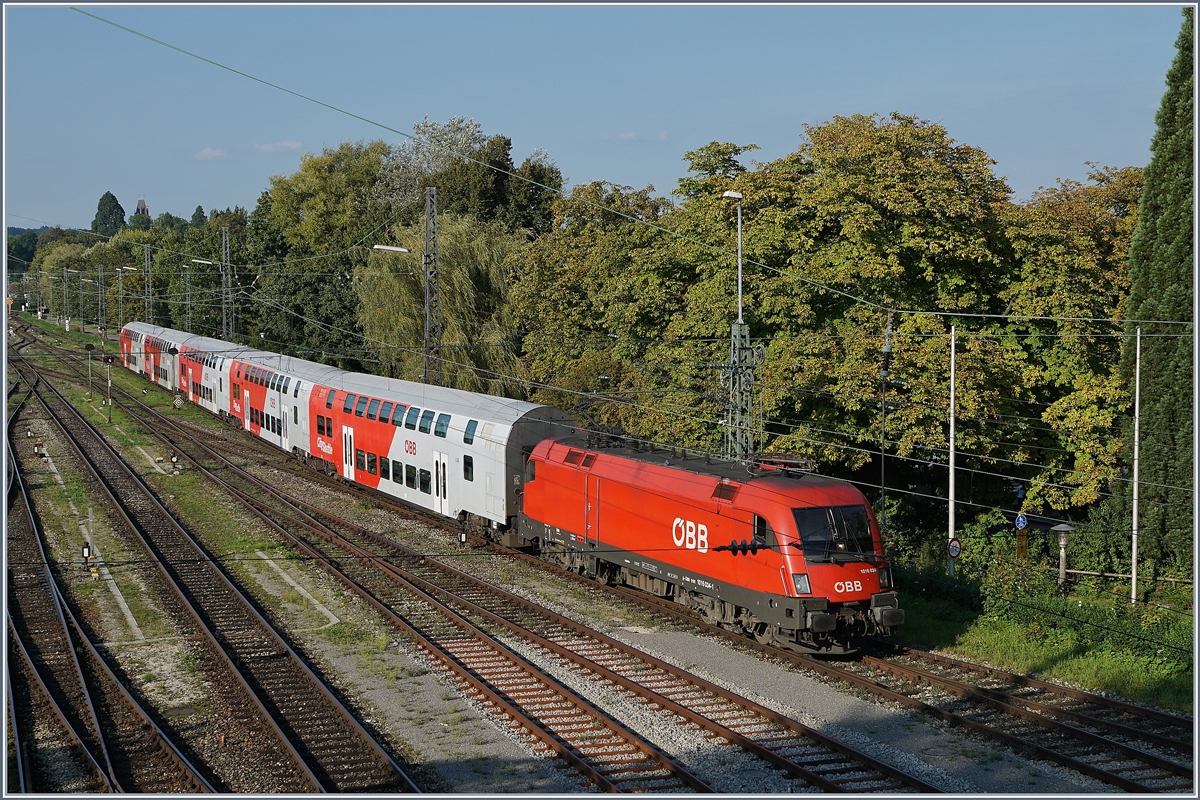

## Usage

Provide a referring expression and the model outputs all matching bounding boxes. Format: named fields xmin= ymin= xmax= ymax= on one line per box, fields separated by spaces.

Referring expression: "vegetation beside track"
xmin=896 ymin=570 xmax=1193 ymax=714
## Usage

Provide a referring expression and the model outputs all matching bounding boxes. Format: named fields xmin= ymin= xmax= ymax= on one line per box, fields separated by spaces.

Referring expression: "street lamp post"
xmin=1052 ymin=524 xmax=1074 ymax=588
xmin=723 ymin=191 xmax=744 ymax=324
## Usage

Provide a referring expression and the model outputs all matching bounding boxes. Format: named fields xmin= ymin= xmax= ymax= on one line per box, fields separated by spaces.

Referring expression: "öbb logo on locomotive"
xmin=118 ymin=321 xmax=904 ymax=655
xmin=671 ymin=518 xmax=709 ymax=553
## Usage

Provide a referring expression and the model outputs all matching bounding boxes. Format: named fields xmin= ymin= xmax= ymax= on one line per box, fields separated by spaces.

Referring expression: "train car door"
xmin=433 ymin=451 xmax=449 ymax=515
xmin=585 ymin=475 xmax=600 ymax=547
xmin=243 ymin=389 xmax=251 ymax=431
xmin=342 ymin=425 xmax=355 ymax=480
xmin=187 ymin=366 xmax=194 ymax=402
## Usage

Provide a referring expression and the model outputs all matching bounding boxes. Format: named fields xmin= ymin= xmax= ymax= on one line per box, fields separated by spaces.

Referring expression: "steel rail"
xmin=19 ymin=363 xmax=329 ymax=793
xmin=859 ymin=654 xmax=1191 ymax=777
xmin=7 ymin=614 xmax=114 ymax=792
xmin=896 ymin=646 xmax=1194 ymax=745
xmin=132 ymin=404 xmax=713 ymax=794
xmin=6 ymin=430 xmax=120 ymax=789
xmin=128 ymin=395 xmax=941 ymax=794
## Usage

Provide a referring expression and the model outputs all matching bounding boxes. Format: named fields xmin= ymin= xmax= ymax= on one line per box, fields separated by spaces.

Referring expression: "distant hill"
xmin=7 ymin=226 xmax=50 ymax=238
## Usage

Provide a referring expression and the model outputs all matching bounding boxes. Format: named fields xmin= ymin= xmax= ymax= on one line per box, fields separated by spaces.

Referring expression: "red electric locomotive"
xmin=517 ymin=436 xmax=904 ymax=653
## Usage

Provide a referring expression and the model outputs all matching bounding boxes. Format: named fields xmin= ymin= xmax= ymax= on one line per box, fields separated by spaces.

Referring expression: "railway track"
xmin=7 ymin=386 xmax=213 ymax=792
xmin=19 ymin=321 xmax=1196 ymax=793
xmin=115 ymin=384 xmax=942 ymax=793
xmin=15 ymin=360 xmax=420 ymax=793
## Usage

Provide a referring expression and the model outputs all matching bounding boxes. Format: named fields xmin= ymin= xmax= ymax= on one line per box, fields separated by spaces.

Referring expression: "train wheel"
xmin=752 ymin=623 xmax=776 ymax=645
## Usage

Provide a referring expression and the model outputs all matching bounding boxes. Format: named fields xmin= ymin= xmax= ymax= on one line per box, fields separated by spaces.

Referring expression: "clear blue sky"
xmin=3 ymin=4 xmax=1186 ymax=233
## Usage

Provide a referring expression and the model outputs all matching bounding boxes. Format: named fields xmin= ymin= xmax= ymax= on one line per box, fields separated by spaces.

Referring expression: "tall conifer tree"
xmin=1121 ymin=8 xmax=1194 ymax=579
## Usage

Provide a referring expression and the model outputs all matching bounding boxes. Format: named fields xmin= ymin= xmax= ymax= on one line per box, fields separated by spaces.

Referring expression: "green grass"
xmin=897 ymin=594 xmax=1193 ymax=713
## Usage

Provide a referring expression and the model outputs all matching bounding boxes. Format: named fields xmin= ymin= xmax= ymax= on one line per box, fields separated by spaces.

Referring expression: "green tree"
xmin=127 ymin=212 xmax=151 ymax=231
xmin=91 ymin=191 xmax=126 ymax=237
xmin=258 ymin=139 xmax=392 ymax=364
xmin=7 ymin=230 xmax=37 ymax=275
xmin=190 ymin=205 xmax=207 ymax=226
xmin=356 ymin=214 xmax=528 ymax=394
xmin=1119 ymin=7 xmax=1194 ymax=580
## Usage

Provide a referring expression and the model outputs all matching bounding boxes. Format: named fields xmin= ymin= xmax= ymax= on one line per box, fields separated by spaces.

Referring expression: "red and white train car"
xmin=120 ymin=322 xmax=577 ymax=528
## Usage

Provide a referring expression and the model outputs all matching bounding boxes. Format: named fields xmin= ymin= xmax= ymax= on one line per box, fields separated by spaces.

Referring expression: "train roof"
xmin=546 ymin=435 xmax=853 ymax=491
xmin=123 ymin=322 xmax=564 ymax=427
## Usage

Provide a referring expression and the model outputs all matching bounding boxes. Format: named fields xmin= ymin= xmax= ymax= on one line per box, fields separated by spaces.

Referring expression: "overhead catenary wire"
xmin=65 ymin=8 xmax=1194 ymax=330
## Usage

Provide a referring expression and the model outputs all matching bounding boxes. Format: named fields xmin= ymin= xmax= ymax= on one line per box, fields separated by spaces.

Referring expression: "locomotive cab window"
xmin=524 ymin=459 xmax=536 ymax=483
xmin=793 ymin=505 xmax=874 ymax=562
xmin=405 ymin=406 xmax=421 ymax=430
xmin=463 ymin=419 xmax=478 ymax=445
xmin=753 ymin=515 xmax=778 ymax=549
xmin=418 ymin=410 xmax=434 ymax=434
xmin=367 ymin=399 xmax=380 ymax=420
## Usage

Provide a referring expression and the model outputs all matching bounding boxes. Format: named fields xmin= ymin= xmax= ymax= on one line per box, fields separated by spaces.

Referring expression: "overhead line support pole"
xmin=424 ymin=187 xmax=441 ymax=386
xmin=1131 ymin=327 xmax=1141 ymax=604
xmin=949 ymin=325 xmax=956 ymax=577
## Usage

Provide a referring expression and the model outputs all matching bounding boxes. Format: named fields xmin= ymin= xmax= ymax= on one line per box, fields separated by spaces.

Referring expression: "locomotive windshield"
xmin=792 ymin=505 xmax=877 ymax=563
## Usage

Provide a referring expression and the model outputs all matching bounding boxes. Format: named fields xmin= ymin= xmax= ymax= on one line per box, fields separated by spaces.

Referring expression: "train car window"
xmin=419 ymin=469 xmax=432 ymax=494
xmin=355 ymin=449 xmax=366 ymax=471
xmin=272 ymin=374 xmax=281 ymax=391
xmin=379 ymin=401 xmax=393 ymax=422
xmin=564 ymin=450 xmax=584 ymax=466
xmin=343 ymin=394 xmax=356 ymax=414
xmin=237 ymin=365 xmax=243 ymax=378
xmin=392 ymin=404 xmax=407 ymax=425
xmin=282 ymin=377 xmax=291 ymax=393
xmin=404 ymin=406 xmax=421 ymax=429
xmin=392 ymin=462 xmax=403 ymax=483
xmin=268 ymin=374 xmax=276 ymax=390
xmin=434 ymin=413 xmax=450 ymax=438
xmin=379 ymin=457 xmax=390 ymax=481
xmin=367 ymin=399 xmax=380 ymax=420
xmin=293 ymin=381 xmax=301 ymax=398
xmin=418 ymin=410 xmax=434 ymax=434
xmin=317 ymin=416 xmax=326 ymax=436
xmin=294 ymin=407 xmax=298 ymax=425
xmin=524 ymin=460 xmax=536 ymax=482
xmin=366 ymin=453 xmax=377 ymax=475
xmin=219 ymin=378 xmax=223 ymax=393
xmin=463 ymin=455 xmax=474 ymax=482
xmin=354 ymin=396 xmax=368 ymax=417
xmin=581 ymin=454 xmax=597 ymax=468
xmin=753 ymin=515 xmax=778 ymax=549
xmin=464 ymin=419 xmax=478 ymax=445
xmin=405 ymin=465 xmax=417 ymax=489
xmin=325 ymin=390 xmax=336 ymax=409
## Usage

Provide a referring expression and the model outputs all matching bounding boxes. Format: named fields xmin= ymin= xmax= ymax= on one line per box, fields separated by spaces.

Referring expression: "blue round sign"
xmin=1015 ymin=514 xmax=1027 ymax=530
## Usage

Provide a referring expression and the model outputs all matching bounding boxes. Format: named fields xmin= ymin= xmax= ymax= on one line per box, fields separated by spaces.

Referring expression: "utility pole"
xmin=423 ymin=187 xmax=442 ymax=385
xmin=1131 ymin=327 xmax=1142 ymax=604
xmin=222 ymin=226 xmax=232 ymax=340
xmin=719 ymin=191 xmax=760 ymax=460
xmin=144 ymin=244 xmax=151 ymax=323
xmin=97 ymin=261 xmax=105 ymax=338
xmin=184 ymin=264 xmax=192 ymax=333
xmin=948 ymin=325 xmax=957 ymax=577
xmin=880 ymin=309 xmax=895 ymax=531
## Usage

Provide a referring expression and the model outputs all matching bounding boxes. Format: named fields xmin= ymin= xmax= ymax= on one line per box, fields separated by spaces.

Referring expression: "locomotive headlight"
xmin=791 ymin=573 xmax=811 ymax=595
xmin=878 ymin=567 xmax=892 ymax=589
